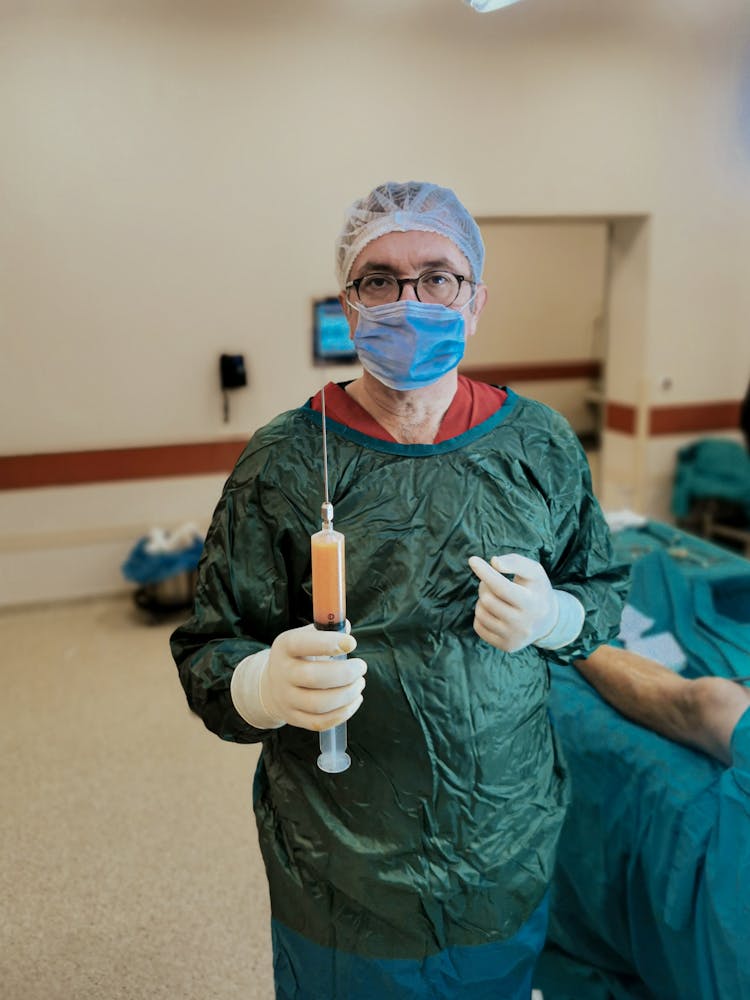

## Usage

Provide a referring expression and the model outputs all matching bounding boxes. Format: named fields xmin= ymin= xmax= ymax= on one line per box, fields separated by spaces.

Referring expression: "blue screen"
xmin=313 ymin=298 xmax=357 ymax=363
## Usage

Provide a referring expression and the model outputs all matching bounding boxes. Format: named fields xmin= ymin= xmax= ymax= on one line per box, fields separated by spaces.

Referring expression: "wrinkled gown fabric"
xmin=171 ymin=388 xmax=628 ymax=982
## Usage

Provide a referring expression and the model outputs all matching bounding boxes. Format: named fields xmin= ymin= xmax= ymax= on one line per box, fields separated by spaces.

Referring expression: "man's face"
xmin=339 ymin=230 xmax=487 ymax=339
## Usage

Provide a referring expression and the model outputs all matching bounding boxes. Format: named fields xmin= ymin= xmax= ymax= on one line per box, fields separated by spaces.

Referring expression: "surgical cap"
xmin=334 ymin=181 xmax=485 ymax=288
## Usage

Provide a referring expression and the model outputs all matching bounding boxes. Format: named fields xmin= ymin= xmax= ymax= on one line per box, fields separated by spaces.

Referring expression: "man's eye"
xmin=361 ymin=275 xmax=393 ymax=291
xmin=422 ymin=271 xmax=450 ymax=287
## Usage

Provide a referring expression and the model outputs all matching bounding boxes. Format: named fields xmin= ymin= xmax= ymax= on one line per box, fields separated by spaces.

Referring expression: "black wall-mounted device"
xmin=219 ymin=353 xmax=248 ymax=422
xmin=220 ymin=353 xmax=247 ymax=389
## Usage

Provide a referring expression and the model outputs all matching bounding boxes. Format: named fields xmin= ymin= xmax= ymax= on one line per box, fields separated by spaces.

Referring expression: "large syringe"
xmin=310 ymin=387 xmax=351 ymax=774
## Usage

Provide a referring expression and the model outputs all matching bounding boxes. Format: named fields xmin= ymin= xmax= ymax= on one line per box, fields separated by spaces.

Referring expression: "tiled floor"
xmin=1 ymin=596 xmax=273 ymax=1000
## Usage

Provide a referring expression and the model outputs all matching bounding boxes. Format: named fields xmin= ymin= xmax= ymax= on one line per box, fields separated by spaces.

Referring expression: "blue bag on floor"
xmin=122 ymin=525 xmax=204 ymax=617
xmin=122 ymin=530 xmax=203 ymax=585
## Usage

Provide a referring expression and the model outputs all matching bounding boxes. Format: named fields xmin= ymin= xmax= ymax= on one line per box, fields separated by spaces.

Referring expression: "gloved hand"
xmin=468 ymin=554 xmax=584 ymax=653
xmin=231 ymin=624 xmax=367 ymax=732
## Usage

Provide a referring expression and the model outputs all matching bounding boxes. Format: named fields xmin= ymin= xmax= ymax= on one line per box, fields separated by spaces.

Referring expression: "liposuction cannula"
xmin=310 ymin=386 xmax=351 ymax=774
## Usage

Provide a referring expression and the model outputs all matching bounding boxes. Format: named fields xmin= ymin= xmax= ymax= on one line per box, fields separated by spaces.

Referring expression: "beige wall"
xmin=1 ymin=1 xmax=749 ymax=604
xmin=466 ymin=219 xmax=608 ymax=434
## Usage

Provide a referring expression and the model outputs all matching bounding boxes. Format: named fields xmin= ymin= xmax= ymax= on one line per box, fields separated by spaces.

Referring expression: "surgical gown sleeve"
xmin=170 ymin=434 xmax=314 ymax=744
xmin=515 ymin=407 xmax=628 ymax=662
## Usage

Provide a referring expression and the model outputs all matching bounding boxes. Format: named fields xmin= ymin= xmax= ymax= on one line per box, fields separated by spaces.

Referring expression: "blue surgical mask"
xmin=351 ymin=300 xmax=467 ymax=391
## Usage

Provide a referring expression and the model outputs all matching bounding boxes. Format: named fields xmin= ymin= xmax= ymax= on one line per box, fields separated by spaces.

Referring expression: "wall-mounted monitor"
xmin=313 ymin=297 xmax=358 ymax=365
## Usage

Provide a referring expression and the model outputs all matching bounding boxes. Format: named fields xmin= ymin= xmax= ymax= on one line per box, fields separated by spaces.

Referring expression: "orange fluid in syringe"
xmin=311 ymin=528 xmax=346 ymax=630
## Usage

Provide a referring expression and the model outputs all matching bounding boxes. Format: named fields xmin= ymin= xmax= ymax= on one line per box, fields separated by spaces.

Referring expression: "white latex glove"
xmin=468 ymin=554 xmax=584 ymax=653
xmin=231 ymin=624 xmax=367 ymax=732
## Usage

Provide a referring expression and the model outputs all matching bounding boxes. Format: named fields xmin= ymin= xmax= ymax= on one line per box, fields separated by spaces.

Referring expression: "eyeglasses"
xmin=346 ymin=270 xmax=475 ymax=308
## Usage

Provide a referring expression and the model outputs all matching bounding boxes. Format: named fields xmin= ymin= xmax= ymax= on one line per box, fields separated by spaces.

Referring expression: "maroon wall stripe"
xmin=0 ymin=439 xmax=248 ymax=491
xmin=605 ymin=400 xmax=742 ymax=436
xmin=462 ymin=360 xmax=602 ymax=383
xmin=649 ymin=401 xmax=741 ymax=436
xmin=605 ymin=402 xmax=637 ymax=435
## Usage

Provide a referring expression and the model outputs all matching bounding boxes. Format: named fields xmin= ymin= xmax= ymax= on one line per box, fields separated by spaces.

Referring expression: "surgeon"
xmin=171 ymin=181 xmax=629 ymax=999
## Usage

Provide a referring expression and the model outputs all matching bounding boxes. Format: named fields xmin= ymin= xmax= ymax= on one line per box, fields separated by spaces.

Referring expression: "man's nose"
xmin=399 ymin=279 xmax=420 ymax=301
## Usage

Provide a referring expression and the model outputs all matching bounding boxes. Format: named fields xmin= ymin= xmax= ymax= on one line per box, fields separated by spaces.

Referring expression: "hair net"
xmin=334 ymin=181 xmax=485 ymax=288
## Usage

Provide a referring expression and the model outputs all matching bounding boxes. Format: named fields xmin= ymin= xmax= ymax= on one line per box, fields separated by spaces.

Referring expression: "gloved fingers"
xmin=470 ymin=554 xmax=556 ymax=652
xmin=284 ymin=683 xmax=366 ymax=732
xmin=476 ymin=578 xmax=535 ymax=618
xmin=293 ymin=656 xmax=367 ymax=690
xmin=286 ymin=697 xmax=364 ymax=733
xmin=473 ymin=602 xmax=533 ymax=648
xmin=470 ymin=553 xmax=551 ymax=593
xmin=472 ymin=612 xmax=523 ymax=653
xmin=474 ymin=596 xmax=520 ymax=633
xmin=490 ymin=553 xmax=550 ymax=588
xmin=469 ymin=556 xmax=528 ymax=607
xmin=277 ymin=623 xmax=357 ymax=659
xmin=490 ymin=552 xmax=552 ymax=594
xmin=491 ymin=556 xmax=557 ymax=639
xmin=472 ymin=606 xmax=508 ymax=643
xmin=286 ymin=674 xmax=365 ymax=714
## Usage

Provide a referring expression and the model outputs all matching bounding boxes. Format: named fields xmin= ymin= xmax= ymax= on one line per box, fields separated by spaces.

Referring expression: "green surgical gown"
xmin=171 ymin=388 xmax=628 ymax=961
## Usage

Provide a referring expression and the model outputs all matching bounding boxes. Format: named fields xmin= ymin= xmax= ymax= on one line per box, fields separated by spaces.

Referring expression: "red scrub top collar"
xmin=310 ymin=376 xmax=507 ymax=443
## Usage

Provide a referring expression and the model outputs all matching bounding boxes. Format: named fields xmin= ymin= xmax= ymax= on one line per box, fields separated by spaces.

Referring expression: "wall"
xmin=463 ymin=219 xmax=608 ymax=437
xmin=1 ymin=0 xmax=749 ymax=605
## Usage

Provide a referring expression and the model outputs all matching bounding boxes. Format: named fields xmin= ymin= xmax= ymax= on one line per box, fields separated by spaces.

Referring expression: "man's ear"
xmin=466 ymin=284 xmax=488 ymax=338
xmin=339 ymin=291 xmax=358 ymax=340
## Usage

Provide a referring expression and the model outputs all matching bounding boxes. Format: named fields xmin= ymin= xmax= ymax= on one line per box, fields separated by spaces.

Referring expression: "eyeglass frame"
xmin=345 ymin=270 xmax=476 ymax=307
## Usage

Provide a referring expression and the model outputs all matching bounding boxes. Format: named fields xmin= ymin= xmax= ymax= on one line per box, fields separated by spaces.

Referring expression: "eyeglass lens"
xmin=355 ymin=271 xmax=463 ymax=306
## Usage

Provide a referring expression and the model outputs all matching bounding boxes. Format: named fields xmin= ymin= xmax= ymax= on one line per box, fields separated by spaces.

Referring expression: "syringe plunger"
xmin=321 ymin=501 xmax=334 ymax=527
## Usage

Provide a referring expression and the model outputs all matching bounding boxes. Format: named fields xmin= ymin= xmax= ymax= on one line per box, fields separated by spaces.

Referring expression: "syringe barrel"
xmin=313 ymin=647 xmax=351 ymax=774
xmin=311 ymin=525 xmax=351 ymax=773
xmin=311 ymin=527 xmax=346 ymax=628
xmin=317 ymin=718 xmax=350 ymax=774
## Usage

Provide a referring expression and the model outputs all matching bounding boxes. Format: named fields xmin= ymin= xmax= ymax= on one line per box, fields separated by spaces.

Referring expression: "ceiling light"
xmin=467 ymin=0 xmax=525 ymax=11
